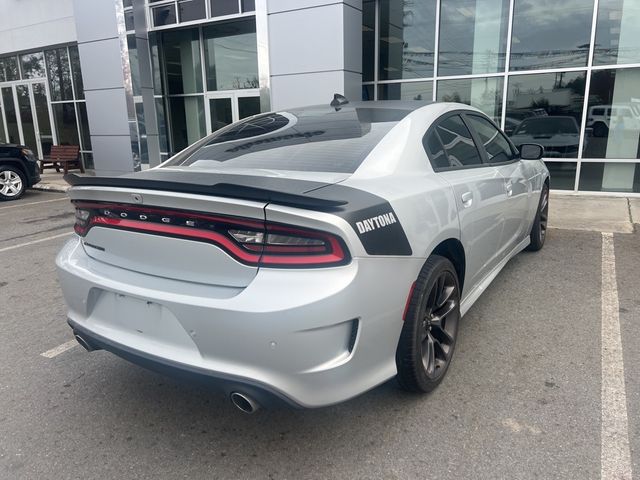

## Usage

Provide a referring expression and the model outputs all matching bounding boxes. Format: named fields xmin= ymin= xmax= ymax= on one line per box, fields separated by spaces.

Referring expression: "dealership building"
xmin=0 ymin=0 xmax=638 ymax=193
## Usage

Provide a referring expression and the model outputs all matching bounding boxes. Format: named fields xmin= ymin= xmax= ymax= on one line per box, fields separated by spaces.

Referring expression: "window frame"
xmin=423 ymin=109 xmax=520 ymax=172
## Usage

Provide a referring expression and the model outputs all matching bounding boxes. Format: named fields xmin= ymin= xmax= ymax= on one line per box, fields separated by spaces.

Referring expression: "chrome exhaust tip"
xmin=230 ymin=392 xmax=260 ymax=414
xmin=74 ymin=334 xmax=96 ymax=352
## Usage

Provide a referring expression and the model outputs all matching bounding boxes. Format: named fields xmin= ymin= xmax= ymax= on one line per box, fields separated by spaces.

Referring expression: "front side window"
xmin=434 ymin=115 xmax=483 ymax=168
xmin=465 ymin=115 xmax=515 ymax=164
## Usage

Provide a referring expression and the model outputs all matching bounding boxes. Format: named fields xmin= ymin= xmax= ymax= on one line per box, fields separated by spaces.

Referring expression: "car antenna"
xmin=330 ymin=93 xmax=349 ymax=110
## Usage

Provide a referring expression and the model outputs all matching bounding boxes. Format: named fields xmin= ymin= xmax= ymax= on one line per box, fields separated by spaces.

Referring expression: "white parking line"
xmin=0 ymin=232 xmax=72 ymax=253
xmin=40 ymin=339 xmax=77 ymax=358
xmin=0 ymin=197 xmax=67 ymax=210
xmin=601 ymin=232 xmax=633 ymax=480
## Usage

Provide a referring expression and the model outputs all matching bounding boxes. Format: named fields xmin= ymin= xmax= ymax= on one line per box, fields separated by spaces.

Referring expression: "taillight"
xmin=72 ymin=201 xmax=349 ymax=268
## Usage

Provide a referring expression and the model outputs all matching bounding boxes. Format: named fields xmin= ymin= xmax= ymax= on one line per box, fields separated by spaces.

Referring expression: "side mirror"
xmin=519 ymin=143 xmax=544 ymax=160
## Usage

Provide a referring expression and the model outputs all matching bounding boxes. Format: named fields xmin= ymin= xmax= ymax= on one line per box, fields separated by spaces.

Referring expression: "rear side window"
xmin=465 ymin=115 xmax=515 ymax=164
xmin=423 ymin=131 xmax=449 ymax=169
xmin=434 ymin=115 xmax=482 ymax=168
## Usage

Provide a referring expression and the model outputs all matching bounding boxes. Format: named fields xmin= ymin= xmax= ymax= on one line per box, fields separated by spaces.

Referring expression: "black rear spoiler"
xmin=64 ymin=173 xmax=348 ymax=211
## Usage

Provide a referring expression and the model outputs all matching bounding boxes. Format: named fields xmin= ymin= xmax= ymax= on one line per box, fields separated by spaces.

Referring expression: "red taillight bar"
xmin=73 ymin=201 xmax=350 ymax=268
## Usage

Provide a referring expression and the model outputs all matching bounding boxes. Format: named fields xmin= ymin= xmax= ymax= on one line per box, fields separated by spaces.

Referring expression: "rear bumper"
xmin=57 ymin=236 xmax=422 ymax=408
xmin=68 ymin=318 xmax=298 ymax=408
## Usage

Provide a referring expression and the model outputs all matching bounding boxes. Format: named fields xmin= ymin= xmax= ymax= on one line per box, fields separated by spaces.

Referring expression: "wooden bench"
xmin=40 ymin=145 xmax=84 ymax=174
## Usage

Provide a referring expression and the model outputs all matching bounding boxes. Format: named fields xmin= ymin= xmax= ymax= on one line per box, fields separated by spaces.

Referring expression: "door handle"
xmin=505 ymin=182 xmax=513 ymax=197
xmin=461 ymin=191 xmax=473 ymax=208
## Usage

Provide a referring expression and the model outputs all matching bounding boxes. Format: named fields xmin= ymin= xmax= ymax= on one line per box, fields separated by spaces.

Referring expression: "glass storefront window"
xmin=128 ymin=35 xmax=141 ymax=96
xmin=437 ymin=77 xmax=503 ymax=123
xmin=20 ymin=52 xmax=45 ymax=79
xmin=33 ymin=83 xmax=54 ymax=155
xmin=203 ymin=20 xmax=258 ymax=91
xmin=125 ymin=10 xmax=135 ymax=31
xmin=77 ymin=102 xmax=92 ymax=151
xmin=68 ymin=46 xmax=84 ymax=100
xmin=378 ymin=0 xmax=436 ymax=81
xmin=505 ymin=71 xmax=586 ymax=158
xmin=1 ymin=87 xmax=19 ymax=144
xmin=211 ymin=0 xmax=239 ymax=17
xmin=378 ymin=81 xmax=433 ymax=101
xmin=150 ymin=35 xmax=164 ymax=96
xmin=0 ymin=56 xmax=19 ymax=82
xmin=238 ymin=96 xmax=260 ymax=119
xmin=362 ymin=84 xmax=375 ymax=101
xmin=153 ymin=5 xmax=177 ymax=27
xmin=169 ymin=96 xmax=205 ymax=152
xmin=362 ymin=0 xmax=375 ymax=82
xmin=52 ymin=103 xmax=80 ymax=146
xmin=156 ymin=98 xmax=169 ymax=152
xmin=544 ymin=161 xmax=577 ymax=190
xmin=510 ymin=0 xmax=593 ymax=71
xmin=45 ymin=48 xmax=73 ymax=101
xmin=241 ymin=0 xmax=255 ymax=12
xmin=583 ymin=68 xmax=640 ymax=159
xmin=0 ymin=104 xmax=5 ymax=143
xmin=594 ymin=0 xmax=640 ymax=65
xmin=162 ymin=28 xmax=203 ymax=94
xmin=438 ymin=0 xmax=509 ymax=76
xmin=179 ymin=0 xmax=206 ymax=22
xmin=579 ymin=162 xmax=640 ymax=192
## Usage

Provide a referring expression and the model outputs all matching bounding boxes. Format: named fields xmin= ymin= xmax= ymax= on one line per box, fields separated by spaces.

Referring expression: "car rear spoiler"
xmin=64 ymin=173 xmax=348 ymax=211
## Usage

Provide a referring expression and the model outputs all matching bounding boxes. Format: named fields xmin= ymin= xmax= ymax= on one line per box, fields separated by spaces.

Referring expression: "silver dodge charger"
xmin=56 ymin=98 xmax=549 ymax=412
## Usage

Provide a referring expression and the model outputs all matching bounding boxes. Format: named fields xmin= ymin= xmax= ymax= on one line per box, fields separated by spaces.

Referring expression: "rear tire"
xmin=396 ymin=255 xmax=461 ymax=393
xmin=526 ymin=183 xmax=549 ymax=252
xmin=0 ymin=165 xmax=26 ymax=201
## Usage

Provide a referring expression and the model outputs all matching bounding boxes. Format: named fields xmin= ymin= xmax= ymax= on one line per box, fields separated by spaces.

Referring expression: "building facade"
xmin=0 ymin=0 xmax=638 ymax=193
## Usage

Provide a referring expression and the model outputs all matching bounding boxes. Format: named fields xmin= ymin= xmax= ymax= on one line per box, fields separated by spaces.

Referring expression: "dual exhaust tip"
xmin=75 ymin=332 xmax=261 ymax=414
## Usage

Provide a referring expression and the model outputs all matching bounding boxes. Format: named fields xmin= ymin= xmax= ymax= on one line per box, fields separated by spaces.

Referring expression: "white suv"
xmin=586 ymin=104 xmax=640 ymax=137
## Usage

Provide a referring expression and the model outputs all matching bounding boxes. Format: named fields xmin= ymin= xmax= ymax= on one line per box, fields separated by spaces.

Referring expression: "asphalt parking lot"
xmin=1 ymin=190 xmax=639 ymax=479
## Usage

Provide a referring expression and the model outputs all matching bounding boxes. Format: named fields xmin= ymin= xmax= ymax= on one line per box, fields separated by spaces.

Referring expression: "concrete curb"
xmin=31 ymin=183 xmax=70 ymax=193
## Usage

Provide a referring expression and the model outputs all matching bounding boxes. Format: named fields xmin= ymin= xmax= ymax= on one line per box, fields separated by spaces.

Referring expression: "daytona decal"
xmin=356 ymin=212 xmax=397 ymax=234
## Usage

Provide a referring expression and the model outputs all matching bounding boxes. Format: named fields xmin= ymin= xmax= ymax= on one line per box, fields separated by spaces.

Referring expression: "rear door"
xmin=424 ymin=113 xmax=507 ymax=290
xmin=464 ymin=114 xmax=530 ymax=254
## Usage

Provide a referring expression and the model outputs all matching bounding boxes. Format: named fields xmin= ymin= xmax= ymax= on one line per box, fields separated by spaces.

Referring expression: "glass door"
xmin=15 ymin=84 xmax=38 ymax=154
xmin=205 ymin=91 xmax=260 ymax=134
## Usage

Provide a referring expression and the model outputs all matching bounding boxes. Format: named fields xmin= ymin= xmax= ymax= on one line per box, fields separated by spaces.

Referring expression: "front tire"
xmin=0 ymin=166 xmax=26 ymax=201
xmin=526 ymin=183 xmax=549 ymax=252
xmin=396 ymin=255 xmax=461 ymax=393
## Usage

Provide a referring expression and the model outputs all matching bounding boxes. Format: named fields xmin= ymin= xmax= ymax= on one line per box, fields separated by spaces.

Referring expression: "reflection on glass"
xmin=125 ymin=10 xmax=134 ymax=31
xmin=378 ymin=0 xmax=436 ymax=80
xmin=150 ymin=35 xmax=163 ymax=96
xmin=438 ymin=0 xmax=508 ymax=76
xmin=162 ymin=28 xmax=203 ymax=94
xmin=128 ymin=35 xmax=140 ymax=96
xmin=435 ymin=115 xmax=483 ymax=167
xmin=156 ymin=98 xmax=168 ymax=152
xmin=52 ymin=103 xmax=79 ymax=145
xmin=77 ymin=102 xmax=92 ymax=151
xmin=209 ymin=98 xmax=233 ymax=132
xmin=378 ymin=81 xmax=433 ymax=101
xmin=362 ymin=0 xmax=375 ymax=82
xmin=241 ymin=0 xmax=255 ymax=11
xmin=362 ymin=84 xmax=375 ymax=101
xmin=0 ymin=56 xmax=19 ymax=82
xmin=505 ymin=71 xmax=586 ymax=158
xmin=33 ymin=83 xmax=53 ymax=155
xmin=68 ymin=46 xmax=84 ymax=99
xmin=437 ymin=77 xmax=503 ymax=123
xmin=153 ymin=5 xmax=177 ymax=26
xmin=238 ymin=96 xmax=261 ymax=119
xmin=0 ymin=104 xmax=5 ymax=143
xmin=179 ymin=0 xmax=206 ymax=22
xmin=169 ymin=96 xmax=205 ymax=151
xmin=584 ymin=68 xmax=640 ymax=160
xmin=203 ymin=20 xmax=258 ymax=91
xmin=594 ymin=0 xmax=640 ymax=65
xmin=45 ymin=48 xmax=73 ymax=101
xmin=579 ymin=162 xmax=640 ymax=192
xmin=544 ymin=161 xmax=577 ymax=190
xmin=211 ymin=0 xmax=239 ymax=17
xmin=82 ymin=152 xmax=94 ymax=170
xmin=510 ymin=0 xmax=592 ymax=71
xmin=16 ymin=86 xmax=37 ymax=151
xmin=20 ymin=52 xmax=45 ymax=79
xmin=1 ymin=88 xmax=19 ymax=144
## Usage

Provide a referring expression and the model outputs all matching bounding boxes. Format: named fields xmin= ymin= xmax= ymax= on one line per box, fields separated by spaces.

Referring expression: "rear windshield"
xmin=162 ymin=107 xmax=410 ymax=173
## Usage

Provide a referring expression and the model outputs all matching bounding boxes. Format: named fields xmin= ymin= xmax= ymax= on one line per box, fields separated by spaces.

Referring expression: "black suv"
xmin=0 ymin=144 xmax=41 ymax=201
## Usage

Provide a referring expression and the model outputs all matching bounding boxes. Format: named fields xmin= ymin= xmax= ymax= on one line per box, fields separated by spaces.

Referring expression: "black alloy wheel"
xmin=396 ymin=255 xmax=461 ymax=393
xmin=526 ymin=183 xmax=549 ymax=251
